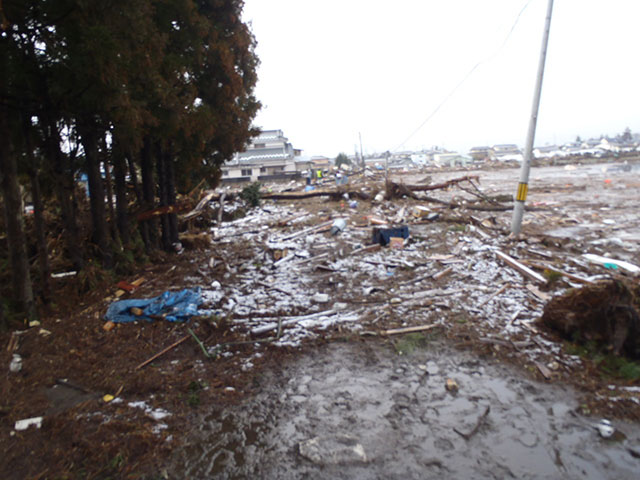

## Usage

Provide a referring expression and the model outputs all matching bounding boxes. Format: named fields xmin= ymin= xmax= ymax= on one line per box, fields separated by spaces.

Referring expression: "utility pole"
xmin=385 ymin=150 xmax=390 ymax=182
xmin=359 ymin=132 xmax=364 ymax=168
xmin=511 ymin=0 xmax=554 ymax=235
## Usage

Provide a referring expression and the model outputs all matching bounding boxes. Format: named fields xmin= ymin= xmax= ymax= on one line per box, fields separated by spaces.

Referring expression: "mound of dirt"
xmin=539 ymin=280 xmax=640 ymax=358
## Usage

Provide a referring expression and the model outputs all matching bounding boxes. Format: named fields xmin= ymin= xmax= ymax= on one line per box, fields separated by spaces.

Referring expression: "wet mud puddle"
xmin=170 ymin=341 xmax=640 ymax=479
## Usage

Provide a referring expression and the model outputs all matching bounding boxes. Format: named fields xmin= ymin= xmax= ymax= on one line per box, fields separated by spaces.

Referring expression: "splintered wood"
xmin=495 ymin=251 xmax=547 ymax=284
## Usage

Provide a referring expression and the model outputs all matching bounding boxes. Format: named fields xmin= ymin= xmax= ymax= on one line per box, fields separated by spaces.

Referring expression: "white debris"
xmin=15 ymin=417 xmax=43 ymax=431
xmin=583 ymin=253 xmax=640 ymax=273
xmin=596 ymin=419 xmax=615 ymax=438
xmin=313 ymin=293 xmax=330 ymax=303
xmin=128 ymin=401 xmax=171 ymax=421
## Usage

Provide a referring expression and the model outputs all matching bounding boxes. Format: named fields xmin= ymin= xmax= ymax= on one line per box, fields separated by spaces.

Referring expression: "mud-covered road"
xmin=161 ymin=160 xmax=640 ymax=479
xmin=170 ymin=340 xmax=640 ymax=479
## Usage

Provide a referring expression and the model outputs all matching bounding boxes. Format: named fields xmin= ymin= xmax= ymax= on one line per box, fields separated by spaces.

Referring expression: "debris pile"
xmin=539 ymin=280 xmax=640 ymax=358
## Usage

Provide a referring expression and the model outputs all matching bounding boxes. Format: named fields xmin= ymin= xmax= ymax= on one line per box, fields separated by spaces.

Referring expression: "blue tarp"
xmin=105 ymin=288 xmax=202 ymax=323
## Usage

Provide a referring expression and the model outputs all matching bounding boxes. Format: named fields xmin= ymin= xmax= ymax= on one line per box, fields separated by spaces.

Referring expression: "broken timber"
xmin=280 ymin=220 xmax=333 ymax=241
xmin=181 ymin=190 xmax=217 ymax=221
xmin=136 ymin=202 xmax=190 ymax=222
xmin=385 ymin=175 xmax=479 ymax=200
xmin=495 ymin=251 xmax=547 ymax=284
xmin=251 ymin=310 xmax=337 ymax=336
xmin=522 ymin=261 xmax=594 ymax=284
xmin=382 ymin=324 xmax=440 ymax=336
xmin=262 ymin=189 xmax=370 ymax=201
xmin=135 ymin=334 xmax=190 ymax=370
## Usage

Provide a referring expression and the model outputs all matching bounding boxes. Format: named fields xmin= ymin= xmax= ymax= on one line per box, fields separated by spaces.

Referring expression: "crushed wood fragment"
xmin=433 ymin=266 xmax=453 ymax=281
xmin=534 ymin=361 xmax=552 ymax=380
xmin=526 ymin=284 xmax=551 ymax=302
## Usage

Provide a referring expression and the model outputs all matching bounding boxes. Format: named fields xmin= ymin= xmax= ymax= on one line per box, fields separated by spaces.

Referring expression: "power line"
xmin=393 ymin=0 xmax=534 ymax=152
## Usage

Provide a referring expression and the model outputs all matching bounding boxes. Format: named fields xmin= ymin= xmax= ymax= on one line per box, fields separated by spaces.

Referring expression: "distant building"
xmin=469 ymin=146 xmax=495 ymax=161
xmin=533 ymin=145 xmax=566 ymax=159
xmin=433 ymin=152 xmax=470 ymax=167
xmin=294 ymin=156 xmax=313 ymax=172
xmin=310 ymin=156 xmax=331 ymax=171
xmin=221 ymin=129 xmax=300 ymax=182
xmin=492 ymin=144 xmax=523 ymax=162
xmin=410 ymin=153 xmax=431 ymax=165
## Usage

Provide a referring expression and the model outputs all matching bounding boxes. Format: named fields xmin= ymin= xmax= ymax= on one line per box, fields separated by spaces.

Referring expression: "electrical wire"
xmin=393 ymin=0 xmax=534 ymax=152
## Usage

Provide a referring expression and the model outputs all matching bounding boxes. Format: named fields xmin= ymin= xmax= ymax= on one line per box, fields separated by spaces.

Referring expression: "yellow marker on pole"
xmin=516 ymin=182 xmax=528 ymax=202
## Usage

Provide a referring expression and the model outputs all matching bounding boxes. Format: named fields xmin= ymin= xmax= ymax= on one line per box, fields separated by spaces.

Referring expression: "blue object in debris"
xmin=372 ymin=226 xmax=410 ymax=246
xmin=305 ymin=185 xmax=315 ymax=192
xmin=105 ymin=288 xmax=202 ymax=323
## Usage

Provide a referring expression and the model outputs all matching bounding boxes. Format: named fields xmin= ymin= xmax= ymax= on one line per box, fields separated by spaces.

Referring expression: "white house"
xmin=533 ymin=145 xmax=566 ymax=159
xmin=221 ymin=129 xmax=300 ymax=182
xmin=433 ymin=152 xmax=470 ymax=167
xmin=492 ymin=144 xmax=523 ymax=162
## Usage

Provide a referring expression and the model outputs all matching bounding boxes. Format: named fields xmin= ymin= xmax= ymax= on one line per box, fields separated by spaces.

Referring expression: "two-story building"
xmin=469 ymin=146 xmax=495 ymax=162
xmin=221 ymin=129 xmax=301 ymax=183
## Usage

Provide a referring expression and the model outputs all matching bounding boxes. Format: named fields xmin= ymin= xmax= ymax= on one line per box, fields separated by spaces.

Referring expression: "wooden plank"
xmin=135 ymin=334 xmax=190 ymax=370
xmin=280 ymin=220 xmax=333 ymax=241
xmin=382 ymin=324 xmax=439 ymax=336
xmin=478 ymin=283 xmax=509 ymax=307
xmin=522 ymin=261 xmax=593 ymax=284
xmin=495 ymin=251 xmax=547 ymax=284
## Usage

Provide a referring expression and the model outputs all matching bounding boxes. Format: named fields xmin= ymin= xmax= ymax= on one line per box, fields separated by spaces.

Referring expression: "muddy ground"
xmin=170 ymin=340 xmax=640 ymax=479
xmin=1 ymin=159 xmax=639 ymax=479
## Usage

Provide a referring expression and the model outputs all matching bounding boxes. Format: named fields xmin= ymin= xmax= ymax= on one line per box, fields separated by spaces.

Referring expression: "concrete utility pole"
xmin=511 ymin=0 xmax=554 ymax=235
xmin=359 ymin=132 xmax=364 ymax=168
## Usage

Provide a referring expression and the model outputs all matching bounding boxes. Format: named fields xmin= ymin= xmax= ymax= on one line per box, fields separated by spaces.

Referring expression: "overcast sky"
xmin=242 ymin=0 xmax=640 ymax=158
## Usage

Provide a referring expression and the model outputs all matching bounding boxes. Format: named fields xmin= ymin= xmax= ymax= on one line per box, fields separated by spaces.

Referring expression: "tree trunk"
xmin=78 ymin=118 xmax=112 ymax=268
xmin=46 ymin=116 xmax=84 ymax=271
xmin=23 ymin=116 xmax=51 ymax=303
xmin=127 ymin=154 xmax=143 ymax=205
xmin=140 ymin=137 xmax=158 ymax=251
xmin=103 ymin=159 xmax=117 ymax=241
xmin=156 ymin=142 xmax=171 ymax=251
xmin=165 ymin=148 xmax=180 ymax=246
xmin=112 ymin=138 xmax=130 ymax=246
xmin=0 ymin=110 xmax=36 ymax=320
xmin=98 ymin=134 xmax=117 ymax=242
xmin=29 ymin=168 xmax=51 ymax=301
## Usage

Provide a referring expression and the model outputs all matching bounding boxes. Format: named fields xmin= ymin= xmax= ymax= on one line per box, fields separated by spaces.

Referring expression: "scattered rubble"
xmin=3 ymin=160 xmax=640 ymax=479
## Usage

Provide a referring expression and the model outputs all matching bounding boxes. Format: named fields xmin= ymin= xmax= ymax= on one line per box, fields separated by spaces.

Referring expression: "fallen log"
xmin=385 ymin=175 xmax=479 ymax=200
xmin=397 ymin=175 xmax=480 ymax=192
xmin=262 ymin=189 xmax=370 ymax=201
xmin=136 ymin=203 xmax=190 ymax=222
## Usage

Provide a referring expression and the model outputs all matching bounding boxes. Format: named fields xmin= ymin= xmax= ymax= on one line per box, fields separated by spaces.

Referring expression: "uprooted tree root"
xmin=539 ymin=279 xmax=640 ymax=359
